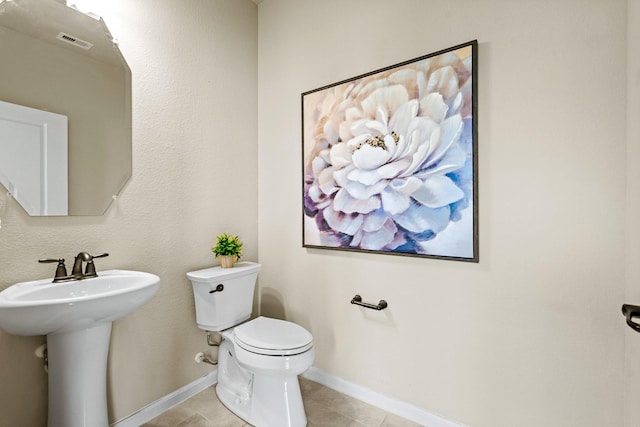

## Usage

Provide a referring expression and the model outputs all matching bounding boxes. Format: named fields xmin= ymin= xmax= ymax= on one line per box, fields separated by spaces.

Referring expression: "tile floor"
xmin=142 ymin=377 xmax=423 ymax=427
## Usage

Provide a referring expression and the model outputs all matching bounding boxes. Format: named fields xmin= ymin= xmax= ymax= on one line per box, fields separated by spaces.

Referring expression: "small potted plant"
xmin=212 ymin=233 xmax=243 ymax=268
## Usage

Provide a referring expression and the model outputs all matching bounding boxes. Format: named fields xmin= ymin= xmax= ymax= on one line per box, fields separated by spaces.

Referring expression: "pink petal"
xmin=334 ymin=188 xmax=381 ymax=214
xmin=323 ymin=207 xmax=364 ymax=236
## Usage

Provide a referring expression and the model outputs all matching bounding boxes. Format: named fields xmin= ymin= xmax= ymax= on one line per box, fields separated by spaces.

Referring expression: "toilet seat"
xmin=234 ymin=316 xmax=313 ymax=356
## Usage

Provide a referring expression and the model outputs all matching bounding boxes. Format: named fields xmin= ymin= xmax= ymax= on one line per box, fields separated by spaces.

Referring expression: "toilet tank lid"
xmin=186 ymin=261 xmax=261 ymax=282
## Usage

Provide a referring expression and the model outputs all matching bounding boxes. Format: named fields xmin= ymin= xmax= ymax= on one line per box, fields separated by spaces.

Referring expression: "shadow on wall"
xmin=260 ymin=287 xmax=285 ymax=319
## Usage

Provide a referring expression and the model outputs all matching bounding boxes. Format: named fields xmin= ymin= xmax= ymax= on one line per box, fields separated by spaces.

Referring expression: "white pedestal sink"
xmin=0 ymin=270 xmax=160 ymax=427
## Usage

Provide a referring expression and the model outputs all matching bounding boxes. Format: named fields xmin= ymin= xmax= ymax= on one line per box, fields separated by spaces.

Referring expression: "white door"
xmin=0 ymin=100 xmax=68 ymax=215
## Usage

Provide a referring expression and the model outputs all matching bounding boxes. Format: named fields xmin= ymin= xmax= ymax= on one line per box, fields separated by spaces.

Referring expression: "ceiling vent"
xmin=56 ymin=32 xmax=93 ymax=50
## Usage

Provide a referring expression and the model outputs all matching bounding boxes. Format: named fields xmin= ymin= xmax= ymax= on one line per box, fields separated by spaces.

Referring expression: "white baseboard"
xmin=111 ymin=370 xmax=217 ymax=427
xmin=301 ymin=367 xmax=466 ymax=427
xmin=111 ymin=366 xmax=463 ymax=427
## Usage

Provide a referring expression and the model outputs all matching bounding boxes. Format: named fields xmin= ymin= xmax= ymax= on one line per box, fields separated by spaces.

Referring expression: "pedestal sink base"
xmin=47 ymin=322 xmax=112 ymax=427
xmin=0 ymin=270 xmax=161 ymax=426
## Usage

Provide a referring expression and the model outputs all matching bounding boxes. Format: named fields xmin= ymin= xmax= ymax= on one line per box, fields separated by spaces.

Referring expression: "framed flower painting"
xmin=302 ymin=40 xmax=478 ymax=262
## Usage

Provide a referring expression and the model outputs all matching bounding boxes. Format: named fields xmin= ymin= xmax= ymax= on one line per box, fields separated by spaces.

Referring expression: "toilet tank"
xmin=187 ymin=262 xmax=261 ymax=331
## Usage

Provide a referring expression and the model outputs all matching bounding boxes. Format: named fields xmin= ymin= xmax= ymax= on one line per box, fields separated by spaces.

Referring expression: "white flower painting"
xmin=303 ymin=41 xmax=477 ymax=261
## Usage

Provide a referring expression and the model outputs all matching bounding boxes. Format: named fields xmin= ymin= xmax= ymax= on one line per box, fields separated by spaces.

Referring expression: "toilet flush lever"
xmin=209 ymin=284 xmax=224 ymax=294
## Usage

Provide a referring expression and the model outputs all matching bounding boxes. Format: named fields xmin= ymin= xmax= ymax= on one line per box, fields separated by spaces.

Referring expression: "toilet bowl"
xmin=217 ymin=317 xmax=314 ymax=426
xmin=187 ymin=262 xmax=314 ymax=427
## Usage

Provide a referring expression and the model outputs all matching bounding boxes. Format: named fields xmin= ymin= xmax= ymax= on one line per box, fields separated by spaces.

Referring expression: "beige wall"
xmin=0 ymin=0 xmax=257 ymax=425
xmin=258 ymin=1 xmax=628 ymax=426
xmin=626 ymin=0 xmax=640 ymax=425
xmin=1 ymin=1 xmax=637 ymax=426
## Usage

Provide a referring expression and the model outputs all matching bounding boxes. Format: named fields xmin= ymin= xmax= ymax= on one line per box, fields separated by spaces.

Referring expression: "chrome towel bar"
xmin=351 ymin=294 xmax=388 ymax=311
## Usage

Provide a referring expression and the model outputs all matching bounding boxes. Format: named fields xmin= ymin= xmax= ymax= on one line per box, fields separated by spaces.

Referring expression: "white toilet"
xmin=187 ymin=262 xmax=314 ymax=427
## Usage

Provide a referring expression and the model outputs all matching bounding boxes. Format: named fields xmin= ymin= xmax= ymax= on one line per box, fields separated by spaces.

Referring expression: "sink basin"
xmin=0 ymin=269 xmax=160 ymax=335
xmin=0 ymin=269 xmax=160 ymax=427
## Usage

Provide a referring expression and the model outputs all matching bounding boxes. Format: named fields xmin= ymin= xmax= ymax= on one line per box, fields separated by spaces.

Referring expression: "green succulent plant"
xmin=211 ymin=233 xmax=243 ymax=259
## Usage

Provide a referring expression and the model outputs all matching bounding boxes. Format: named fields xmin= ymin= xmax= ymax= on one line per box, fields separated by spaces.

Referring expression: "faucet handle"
xmin=84 ymin=253 xmax=109 ymax=278
xmin=38 ymin=258 xmax=68 ymax=281
xmin=38 ymin=258 xmax=62 ymax=263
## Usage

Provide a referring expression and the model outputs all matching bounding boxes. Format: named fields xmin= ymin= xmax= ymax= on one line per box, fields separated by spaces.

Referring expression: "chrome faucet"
xmin=39 ymin=252 xmax=109 ymax=282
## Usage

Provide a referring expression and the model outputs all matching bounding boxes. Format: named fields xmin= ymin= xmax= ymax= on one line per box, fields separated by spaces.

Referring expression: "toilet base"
xmin=217 ymin=375 xmax=307 ymax=427
xmin=250 ymin=374 xmax=307 ymax=427
xmin=216 ymin=340 xmax=308 ymax=427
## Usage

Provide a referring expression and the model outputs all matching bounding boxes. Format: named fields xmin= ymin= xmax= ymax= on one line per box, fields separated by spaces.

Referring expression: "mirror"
xmin=0 ymin=0 xmax=131 ymax=215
